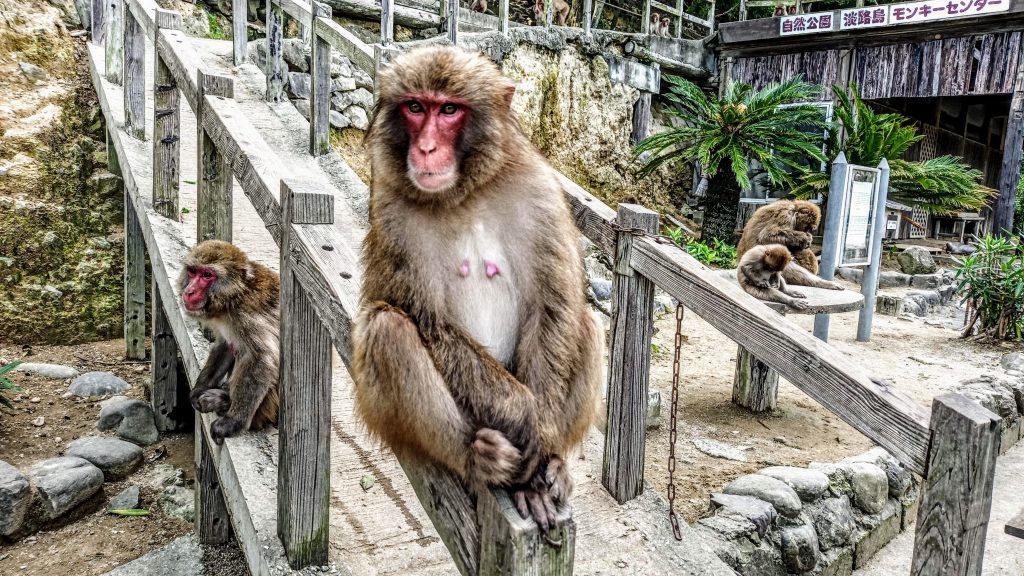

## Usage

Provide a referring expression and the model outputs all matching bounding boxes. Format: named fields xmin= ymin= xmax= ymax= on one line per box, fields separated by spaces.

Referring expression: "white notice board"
xmin=837 ymin=166 xmax=880 ymax=267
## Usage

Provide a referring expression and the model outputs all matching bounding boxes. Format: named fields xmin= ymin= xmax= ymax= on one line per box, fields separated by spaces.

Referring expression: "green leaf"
xmin=0 ymin=361 xmax=22 ymax=376
xmin=109 ymin=508 xmax=150 ymax=516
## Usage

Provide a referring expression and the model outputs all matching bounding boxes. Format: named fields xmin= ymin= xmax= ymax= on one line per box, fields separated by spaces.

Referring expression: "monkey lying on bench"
xmin=737 ymin=244 xmax=810 ymax=310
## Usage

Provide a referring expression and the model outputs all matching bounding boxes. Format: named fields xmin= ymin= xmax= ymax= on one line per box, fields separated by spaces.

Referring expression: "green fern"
xmin=0 ymin=361 xmax=23 ymax=410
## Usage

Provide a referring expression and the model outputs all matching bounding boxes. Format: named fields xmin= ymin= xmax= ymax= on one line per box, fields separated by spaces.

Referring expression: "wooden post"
xmin=381 ymin=0 xmax=395 ymax=44
xmin=151 ymin=282 xmax=185 ymax=432
xmin=545 ymin=0 xmax=553 ymax=26
xmin=630 ymin=92 xmax=652 ymax=145
xmin=477 ymin=489 xmax=575 ymax=574
xmin=498 ymin=0 xmax=509 ymax=34
xmin=123 ymin=7 xmax=145 ymax=140
xmin=266 ymin=0 xmax=286 ymax=103
xmin=602 ymin=204 xmax=658 ymax=503
xmin=233 ymin=0 xmax=247 ymax=65
xmin=447 ymin=0 xmax=458 ymax=44
xmin=194 ymin=419 xmax=231 ymax=544
xmin=582 ymin=0 xmax=591 ymax=35
xmin=123 ymin=182 xmax=147 ymax=361
xmin=738 ymin=0 xmax=747 ymax=20
xmin=641 ymin=0 xmax=651 ymax=33
xmin=911 ymin=394 xmax=1001 ymax=576
xmin=732 ymin=312 xmax=783 ymax=413
xmin=994 ymin=54 xmax=1024 ymax=235
xmin=857 ymin=159 xmax=890 ymax=342
xmin=197 ymin=71 xmax=234 ymax=243
xmin=92 ymin=0 xmax=106 ymax=45
xmin=310 ymin=2 xmax=332 ymax=157
xmin=813 ymin=152 xmax=849 ymax=342
xmin=105 ymin=0 xmax=124 ymax=85
xmin=278 ymin=179 xmax=334 ymax=568
xmin=153 ymin=10 xmax=182 ymax=220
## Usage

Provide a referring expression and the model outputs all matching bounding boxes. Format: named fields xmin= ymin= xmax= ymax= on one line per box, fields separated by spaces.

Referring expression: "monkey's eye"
xmin=440 ymin=103 xmax=459 ymax=115
xmin=202 ymin=270 xmax=214 ymax=280
xmin=406 ymin=101 xmax=424 ymax=113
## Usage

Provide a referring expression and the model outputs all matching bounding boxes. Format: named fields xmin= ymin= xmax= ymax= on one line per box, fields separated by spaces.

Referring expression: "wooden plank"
xmin=92 ymin=0 xmax=106 ymax=45
xmin=911 ymin=394 xmax=1001 ymax=576
xmin=995 ymin=51 xmax=1024 ymax=234
xmin=124 ymin=8 xmax=146 ymax=140
xmin=558 ymin=174 xmax=618 ymax=257
xmin=629 ymin=238 xmax=932 ymax=474
xmin=447 ymin=0 xmax=459 ymax=44
xmin=477 ymin=489 xmax=574 ymax=575
xmin=582 ymin=0 xmax=590 ymax=34
xmin=125 ymin=0 xmax=158 ymax=40
xmin=152 ymin=11 xmax=181 ymax=220
xmin=278 ymin=179 xmax=334 ymax=568
xmin=732 ymin=345 xmax=779 ymax=412
xmin=195 ymin=419 xmax=232 ymax=544
xmin=1006 ymin=508 xmax=1024 ymax=539
xmin=196 ymin=74 xmax=235 ymax=243
xmin=499 ymin=0 xmax=509 ymax=34
xmin=630 ymin=91 xmax=651 ymax=144
xmin=151 ymin=280 xmax=186 ymax=432
xmin=105 ymin=0 xmax=124 ymax=84
xmin=310 ymin=1 xmax=332 ymax=157
xmin=314 ymin=16 xmax=375 ymax=79
xmin=266 ymin=0 xmax=286 ymax=103
xmin=123 ymin=178 xmax=147 ymax=360
xmin=233 ymin=0 xmax=247 ymax=65
xmin=602 ymin=204 xmax=658 ymax=503
xmin=309 ymin=0 xmax=441 ymax=28
xmin=155 ymin=28 xmax=202 ymax=113
xmin=381 ymin=0 xmax=395 ymax=44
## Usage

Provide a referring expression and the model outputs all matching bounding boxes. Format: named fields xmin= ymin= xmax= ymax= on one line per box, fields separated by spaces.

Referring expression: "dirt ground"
xmin=0 ymin=340 xmax=247 ymax=575
xmin=642 ymin=279 xmax=1014 ymax=522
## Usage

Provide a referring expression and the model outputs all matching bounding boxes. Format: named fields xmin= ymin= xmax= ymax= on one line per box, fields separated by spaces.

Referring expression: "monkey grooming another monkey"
xmin=470 ymin=0 xmax=487 ymax=13
xmin=737 ymin=244 xmax=809 ymax=310
xmin=353 ymin=46 xmax=602 ymax=531
xmin=179 ymin=240 xmax=280 ymax=444
xmin=737 ymin=199 xmax=844 ymax=291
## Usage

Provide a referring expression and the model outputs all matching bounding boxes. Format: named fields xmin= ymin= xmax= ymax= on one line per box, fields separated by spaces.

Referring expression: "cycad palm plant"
xmin=792 ymin=85 xmax=994 ymax=212
xmin=636 ymin=75 xmax=828 ymax=244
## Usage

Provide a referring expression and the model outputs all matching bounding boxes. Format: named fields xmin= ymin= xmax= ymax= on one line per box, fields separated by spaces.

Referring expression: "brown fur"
xmin=737 ymin=199 xmax=843 ymax=291
xmin=737 ymin=244 xmax=809 ymax=309
xmin=470 ymin=0 xmax=487 ymax=12
xmin=354 ymin=46 xmax=602 ymax=530
xmin=178 ymin=240 xmax=280 ymax=444
xmin=533 ymin=0 xmax=570 ymax=25
xmin=659 ymin=16 xmax=671 ymax=37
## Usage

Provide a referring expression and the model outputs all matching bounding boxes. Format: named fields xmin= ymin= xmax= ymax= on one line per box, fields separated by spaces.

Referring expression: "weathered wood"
xmin=732 ymin=345 xmax=779 ymax=412
xmin=155 ymin=28 xmax=202 ymax=112
xmin=92 ymin=0 xmax=106 ymax=45
xmin=278 ymin=179 xmax=334 ymax=568
xmin=123 ymin=8 xmax=146 ymax=139
xmin=315 ymin=0 xmax=441 ymax=28
xmin=498 ymin=0 xmax=508 ymax=34
xmin=105 ymin=0 xmax=124 ymax=84
xmin=478 ymin=489 xmax=575 ymax=575
xmin=125 ymin=0 xmax=159 ymax=39
xmin=233 ymin=0 xmax=247 ymax=65
xmin=402 ymin=460 xmax=480 ymax=576
xmin=267 ymin=0 xmax=286 ymax=103
xmin=447 ymin=0 xmax=458 ymax=44
xmin=911 ymin=393 xmax=1001 ymax=576
xmin=602 ymin=204 xmax=658 ymax=503
xmin=195 ymin=419 xmax=232 ymax=544
xmin=124 ymin=180 xmax=147 ymax=360
xmin=641 ymin=0 xmax=651 ymax=33
xmin=629 ymin=91 xmax=651 ymax=145
xmin=995 ymin=50 xmax=1024 ymax=234
xmin=151 ymin=281 xmax=185 ymax=432
xmin=582 ymin=0 xmax=591 ymax=35
xmin=381 ymin=0 xmax=394 ymax=44
xmin=1006 ymin=508 xmax=1024 ymax=539
xmin=310 ymin=1 xmax=332 ymax=157
xmin=152 ymin=11 xmax=182 ymax=220
xmin=196 ymin=72 xmax=234 ymax=243
xmin=313 ymin=16 xmax=375 ymax=79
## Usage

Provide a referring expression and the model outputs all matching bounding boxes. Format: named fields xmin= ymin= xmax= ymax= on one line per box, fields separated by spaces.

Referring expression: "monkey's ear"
xmin=244 ymin=265 xmax=255 ymax=282
xmin=503 ymin=84 xmax=516 ymax=110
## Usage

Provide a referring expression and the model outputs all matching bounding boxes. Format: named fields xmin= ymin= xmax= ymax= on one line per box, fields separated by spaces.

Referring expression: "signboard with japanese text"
xmin=837 ymin=167 xmax=881 ymax=267
xmin=839 ymin=6 xmax=889 ymax=29
xmin=779 ymin=0 xmax=1009 ymax=35
xmin=779 ymin=12 xmax=834 ymax=34
xmin=889 ymin=0 xmax=1007 ymax=23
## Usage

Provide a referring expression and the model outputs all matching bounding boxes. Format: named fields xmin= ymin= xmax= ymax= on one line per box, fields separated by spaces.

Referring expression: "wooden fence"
xmin=91 ymin=0 xmax=1002 ymax=574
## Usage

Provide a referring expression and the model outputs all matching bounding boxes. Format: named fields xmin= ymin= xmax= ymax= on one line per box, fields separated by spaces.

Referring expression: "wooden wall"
xmin=730 ymin=49 xmax=842 ymax=98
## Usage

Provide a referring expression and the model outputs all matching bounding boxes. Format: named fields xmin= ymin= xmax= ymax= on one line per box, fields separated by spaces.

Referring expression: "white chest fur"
xmin=450 ymin=222 xmax=520 ymax=366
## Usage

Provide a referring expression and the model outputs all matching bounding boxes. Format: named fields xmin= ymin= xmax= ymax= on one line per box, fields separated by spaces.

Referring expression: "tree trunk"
xmin=701 ymin=171 xmax=742 ymax=245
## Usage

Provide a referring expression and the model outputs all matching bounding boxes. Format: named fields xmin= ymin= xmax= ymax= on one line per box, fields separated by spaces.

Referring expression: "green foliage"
xmin=207 ymin=12 xmax=227 ymax=40
xmin=792 ymin=85 xmax=994 ymax=213
xmin=954 ymin=235 xmax=1024 ymax=340
xmin=665 ymin=227 xmax=738 ymax=268
xmin=0 ymin=361 xmax=23 ymax=411
xmin=1016 ymin=171 xmax=1024 ymax=235
xmin=109 ymin=508 xmax=150 ymax=516
xmin=636 ymin=75 xmax=828 ymax=192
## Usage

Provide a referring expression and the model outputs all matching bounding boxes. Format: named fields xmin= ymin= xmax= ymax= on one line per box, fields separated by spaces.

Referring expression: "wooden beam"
xmin=105 ymin=0 xmax=124 ymax=85
xmin=155 ymin=28 xmax=202 ymax=112
xmin=477 ymin=488 xmax=574 ymax=574
xmin=732 ymin=345 xmax=779 ymax=412
xmin=195 ymin=418 xmax=232 ymax=544
xmin=994 ymin=51 xmax=1024 ymax=234
xmin=313 ymin=16 xmax=376 ymax=79
xmin=911 ymin=394 xmax=1001 ymax=576
xmin=125 ymin=0 xmax=159 ymax=40
xmin=123 ymin=7 xmax=146 ymax=140
xmin=123 ymin=177 xmax=147 ymax=360
xmin=499 ymin=0 xmax=509 ymax=34
xmin=630 ymin=91 xmax=651 ymax=145
xmin=310 ymin=1 xmax=332 ymax=157
xmin=447 ymin=0 xmax=459 ymax=44
xmin=381 ymin=0 xmax=395 ymax=44
xmin=233 ymin=0 xmax=247 ymax=65
xmin=92 ymin=0 xmax=106 ymax=45
xmin=152 ymin=10 xmax=182 ymax=220
xmin=151 ymin=280 xmax=186 ymax=432
xmin=602 ymin=204 xmax=658 ymax=503
xmin=267 ymin=0 xmax=286 ymax=103
xmin=196 ymin=72 xmax=234 ymax=243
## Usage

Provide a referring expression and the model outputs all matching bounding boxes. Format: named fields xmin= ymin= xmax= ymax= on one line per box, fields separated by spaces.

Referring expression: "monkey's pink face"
xmin=401 ymin=94 xmax=469 ymax=193
xmin=183 ymin=265 xmax=218 ymax=313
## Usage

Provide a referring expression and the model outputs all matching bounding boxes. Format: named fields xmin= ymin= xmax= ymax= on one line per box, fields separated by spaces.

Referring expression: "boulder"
xmin=877 ymin=271 xmax=910 ymax=288
xmin=281 ymin=38 xmax=309 ymax=72
xmin=955 ymin=375 xmax=1019 ymax=422
xmin=758 ymin=466 xmax=830 ymax=502
xmin=329 ymin=110 xmax=351 ymax=129
xmin=695 ymin=510 xmax=786 ymax=576
xmin=97 ymin=396 xmax=160 ymax=446
xmin=910 ymin=273 xmax=941 ymax=289
xmin=331 ymin=76 xmax=357 ymax=92
xmin=344 ymin=105 xmax=369 ymax=130
xmin=781 ymin=524 xmax=819 ymax=573
xmin=70 ymin=371 xmax=129 ymax=397
xmin=723 ymin=474 xmax=802 ymax=517
xmin=897 ymin=247 xmax=937 ymax=275
xmin=1001 ymin=352 xmax=1024 ymax=373
xmin=836 ymin=267 xmax=863 ymax=284
xmin=0 ymin=460 xmax=31 ymax=536
xmin=710 ymin=493 xmax=778 ymax=537
xmin=30 ymin=456 xmax=104 ymax=519
xmin=589 ymin=278 xmax=612 ymax=301
xmin=808 ymin=495 xmax=856 ymax=550
xmin=287 ymin=72 xmax=311 ymax=100
xmin=844 ymin=447 xmax=911 ymax=499
xmin=330 ymin=53 xmax=353 ymax=78
xmin=840 ymin=462 xmax=888 ymax=514
xmin=293 ymin=98 xmax=311 ymax=120
xmin=67 ymin=436 xmax=144 ymax=480
xmin=19 ymin=62 xmax=49 ymax=83
xmin=160 ymin=485 xmax=195 ymax=523
xmin=108 ymin=485 xmax=140 ymax=510
xmin=247 ymin=38 xmax=268 ymax=70
xmin=14 ymin=362 xmax=79 ymax=379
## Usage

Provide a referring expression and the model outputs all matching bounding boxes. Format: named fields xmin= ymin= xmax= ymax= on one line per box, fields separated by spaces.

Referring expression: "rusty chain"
xmin=667 ymin=303 xmax=684 ymax=541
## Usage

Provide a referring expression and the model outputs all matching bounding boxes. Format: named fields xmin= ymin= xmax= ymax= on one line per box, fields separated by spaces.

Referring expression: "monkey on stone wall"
xmin=470 ymin=0 xmax=487 ymax=13
xmin=737 ymin=199 xmax=843 ymax=290
xmin=533 ymin=0 xmax=570 ymax=25
xmin=352 ymin=46 xmax=603 ymax=531
xmin=737 ymin=244 xmax=809 ymax=310
xmin=179 ymin=240 xmax=281 ymax=444
xmin=658 ymin=16 xmax=672 ymax=37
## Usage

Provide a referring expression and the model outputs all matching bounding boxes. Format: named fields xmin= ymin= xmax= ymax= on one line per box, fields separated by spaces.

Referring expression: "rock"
xmin=287 ymin=72 xmax=311 ymax=100
xmin=353 ymin=68 xmax=373 ymax=90
xmin=67 ymin=436 xmax=144 ymax=480
xmin=30 ymin=456 xmax=103 ymax=519
xmin=710 ymin=493 xmax=778 ymax=537
xmin=583 ymin=255 xmax=610 ymax=280
xmin=347 ymin=87 xmax=374 ymax=109
xmin=15 ymin=362 xmax=78 ymax=379
xmin=897 ymin=247 xmax=937 ymax=274
xmin=877 ymin=270 xmax=910 ymax=288
xmin=0 ymin=460 xmax=31 ymax=536
xmin=146 ymin=464 xmax=186 ymax=490
xmin=692 ymin=438 xmax=748 ymax=462
xmin=160 ymin=485 xmax=195 ymax=523
xmin=908 ymin=290 xmax=940 ymax=306
xmin=293 ymin=98 xmax=311 ymax=120
xmin=70 ymin=371 xmax=129 ymax=397
xmin=853 ymin=500 xmax=901 ymax=569
xmin=1001 ymin=352 xmax=1024 ymax=373
xmin=104 ymin=534 xmax=205 ymax=576
xmin=841 ymin=462 xmax=888 ymax=514
xmin=344 ymin=106 xmax=369 ymax=130
xmin=836 ymin=267 xmax=863 ymax=284
xmin=248 ymin=38 xmax=268 ymax=70
xmin=844 ymin=447 xmax=911 ymax=499
xmin=695 ymin=510 xmax=785 ymax=576
xmin=653 ymin=294 xmax=675 ymax=317
xmin=590 ymin=278 xmax=612 ymax=301
xmin=329 ymin=110 xmax=351 ymax=129
xmin=902 ymin=294 xmax=929 ymax=317
xmin=646 ymin=391 xmax=661 ymax=429
xmin=945 ymin=242 xmax=976 ymax=255
xmin=108 ymin=485 xmax=140 ymax=510
xmin=331 ymin=76 xmax=357 ymax=92
xmin=32 ymin=416 xmax=45 ymax=427
xmin=758 ymin=466 xmax=830 ymax=502
xmin=97 ymin=396 xmax=160 ymax=446
xmin=910 ymin=273 xmax=940 ymax=289
xmin=19 ymin=62 xmax=49 ymax=82
xmin=330 ymin=53 xmax=353 ymax=78
xmin=956 ymin=375 xmax=1019 ymax=422
xmin=808 ymin=495 xmax=856 ymax=550
xmin=282 ymin=38 xmax=309 ymax=72
xmin=781 ymin=524 xmax=819 ymax=573
xmin=73 ymin=0 xmax=91 ymax=28
xmin=819 ymin=548 xmax=854 ymax=576
xmin=723 ymin=474 xmax=802 ymax=517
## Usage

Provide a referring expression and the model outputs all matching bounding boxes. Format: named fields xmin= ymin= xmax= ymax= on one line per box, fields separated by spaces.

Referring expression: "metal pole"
xmin=813 ymin=151 xmax=849 ymax=342
xmin=856 ymin=158 xmax=890 ymax=342
xmin=583 ymin=0 xmax=591 ymax=35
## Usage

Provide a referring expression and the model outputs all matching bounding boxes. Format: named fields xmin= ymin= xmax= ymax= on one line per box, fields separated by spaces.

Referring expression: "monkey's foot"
xmin=211 ymin=416 xmax=244 ymax=445
xmin=790 ymin=290 xmax=806 ymax=299
xmin=467 ymin=428 xmax=521 ymax=486
xmin=544 ymin=456 xmax=574 ymax=503
xmin=513 ymin=474 xmax=558 ymax=532
xmin=195 ymin=389 xmax=231 ymax=415
xmin=824 ymin=281 xmax=844 ymax=290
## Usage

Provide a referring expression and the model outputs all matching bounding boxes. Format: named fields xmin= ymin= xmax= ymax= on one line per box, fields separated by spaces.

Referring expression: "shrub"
xmin=666 ymin=227 xmax=738 ymax=268
xmin=954 ymin=235 xmax=1024 ymax=340
xmin=0 ymin=361 xmax=22 ymax=411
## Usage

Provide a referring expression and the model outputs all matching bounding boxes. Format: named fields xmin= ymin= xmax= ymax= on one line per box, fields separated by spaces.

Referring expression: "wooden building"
xmin=716 ymin=0 xmax=1024 ymax=236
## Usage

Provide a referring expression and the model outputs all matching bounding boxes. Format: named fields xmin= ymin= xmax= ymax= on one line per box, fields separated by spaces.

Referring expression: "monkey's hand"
xmin=211 ymin=416 xmax=244 ymax=445
xmin=466 ymin=428 xmax=522 ymax=487
xmin=194 ymin=389 xmax=231 ymax=415
xmin=754 ymin=279 xmax=771 ymax=289
xmin=789 ymin=231 xmax=813 ymax=251
xmin=544 ymin=455 xmax=574 ymax=503
xmin=513 ymin=471 xmax=559 ymax=532
xmin=824 ymin=280 xmax=844 ymax=291
xmin=787 ymin=298 xmax=810 ymax=311
xmin=789 ymin=289 xmax=806 ymax=299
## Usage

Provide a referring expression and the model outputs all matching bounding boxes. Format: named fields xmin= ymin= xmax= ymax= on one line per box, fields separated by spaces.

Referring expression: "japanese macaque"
xmin=179 ymin=240 xmax=281 ymax=444
xmin=354 ymin=46 xmax=602 ymax=530
xmin=649 ymin=11 xmax=661 ymax=32
xmin=791 ymin=199 xmax=821 ymax=273
xmin=470 ymin=0 xmax=487 ymax=13
xmin=737 ymin=199 xmax=844 ymax=290
xmin=659 ymin=16 xmax=672 ymax=37
xmin=533 ymin=0 xmax=570 ymax=25
xmin=737 ymin=244 xmax=809 ymax=310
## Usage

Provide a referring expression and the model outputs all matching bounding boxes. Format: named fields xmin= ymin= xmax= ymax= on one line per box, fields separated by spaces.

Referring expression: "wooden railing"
xmin=92 ymin=0 xmax=1001 ymax=574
